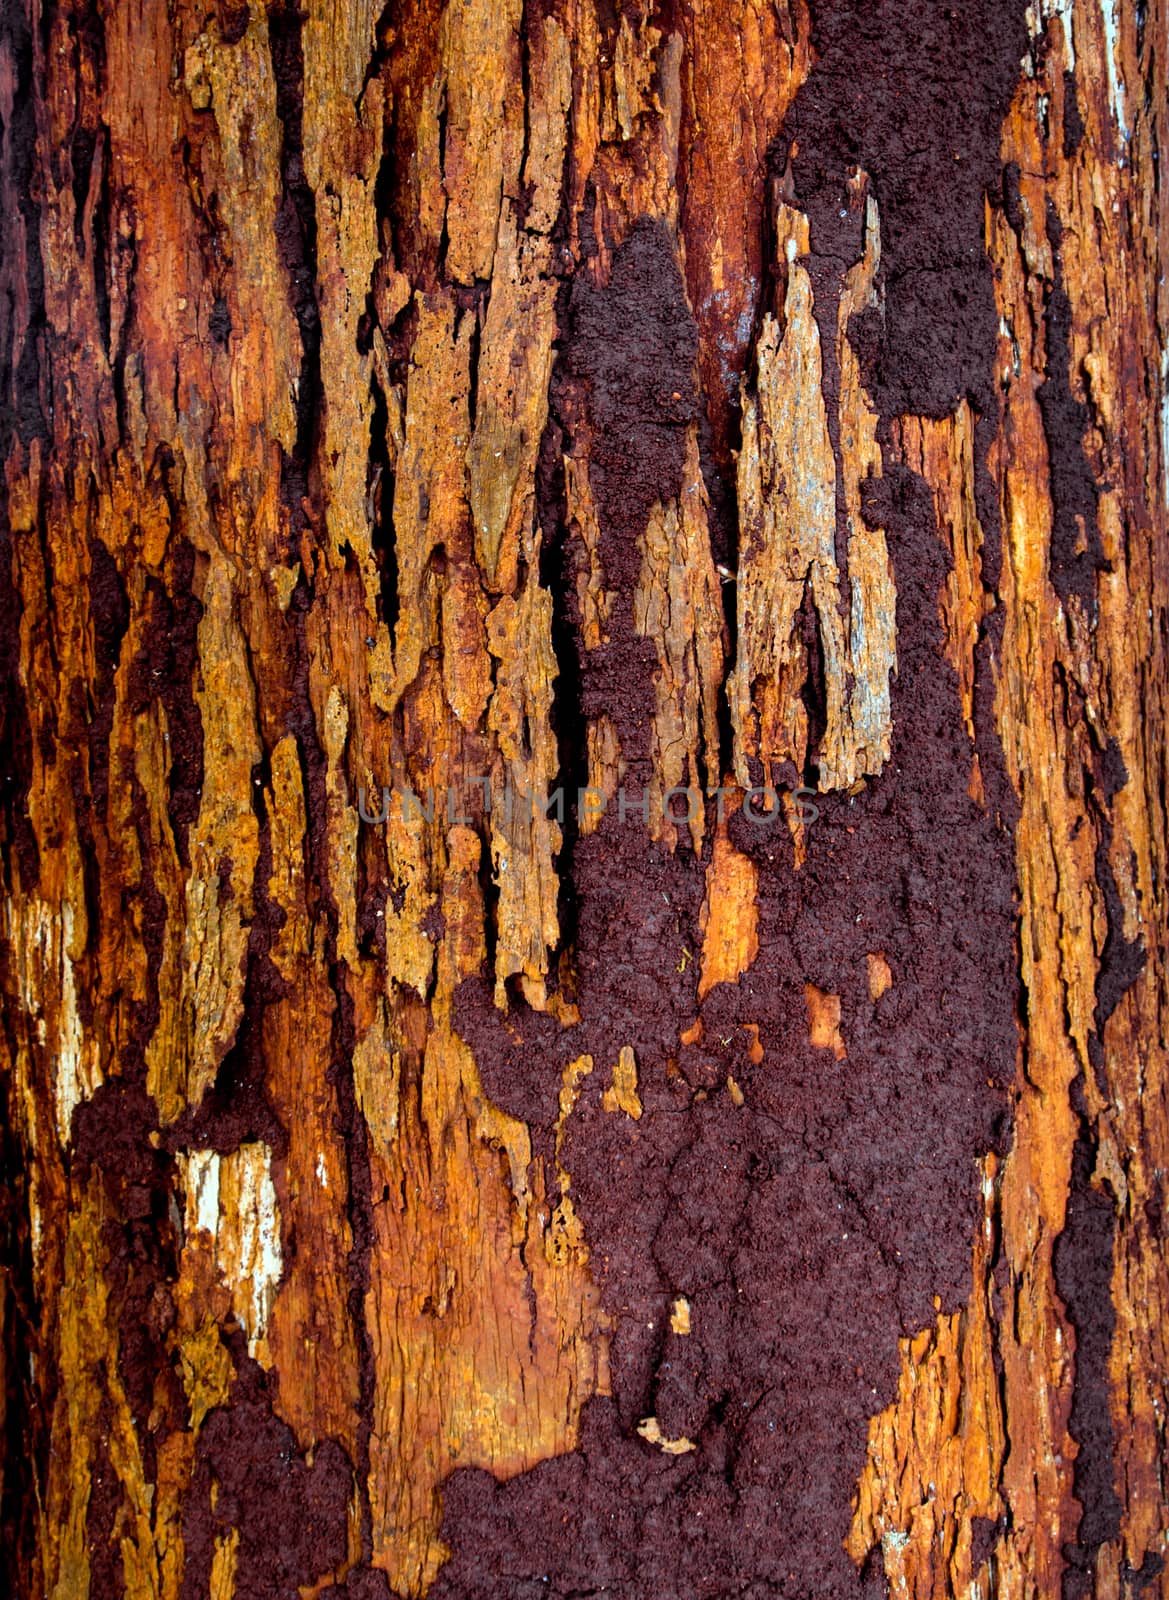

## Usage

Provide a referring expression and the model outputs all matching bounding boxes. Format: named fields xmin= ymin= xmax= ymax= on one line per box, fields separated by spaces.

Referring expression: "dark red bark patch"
xmin=438 ymin=4 xmax=1034 ymax=1594
xmin=1036 ymin=203 xmax=1107 ymax=611
xmin=181 ymin=1357 xmax=352 ymax=1600
xmin=562 ymin=215 xmax=700 ymax=766
xmin=1055 ymin=1110 xmax=1121 ymax=1597
xmin=86 ymin=1393 xmax=127 ymax=1600
xmin=787 ymin=0 xmax=1029 ymax=421
xmin=320 ymin=1569 xmax=400 ymax=1600
xmin=448 ymin=448 xmax=1019 ymax=1600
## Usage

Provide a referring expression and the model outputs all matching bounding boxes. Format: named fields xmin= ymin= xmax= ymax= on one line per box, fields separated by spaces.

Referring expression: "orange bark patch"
xmin=866 ymin=952 xmax=893 ymax=1002
xmin=805 ymin=984 xmax=847 ymax=1059
xmin=602 ymin=1045 xmax=643 ymax=1121
xmin=697 ymin=831 xmax=760 ymax=1000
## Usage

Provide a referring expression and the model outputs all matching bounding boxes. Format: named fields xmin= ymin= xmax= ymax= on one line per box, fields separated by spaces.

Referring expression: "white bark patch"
xmin=56 ymin=904 xmax=85 ymax=1143
xmin=1099 ymin=0 xmax=1129 ymax=139
xmin=177 ymin=1143 xmax=283 ymax=1361
xmin=1041 ymin=0 xmax=1076 ymax=68
xmin=186 ymin=1147 xmax=221 ymax=1235
xmin=4 ymin=896 xmax=101 ymax=1146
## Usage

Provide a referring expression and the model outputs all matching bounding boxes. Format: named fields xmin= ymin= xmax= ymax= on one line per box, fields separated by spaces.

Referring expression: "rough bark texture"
xmin=1 ymin=0 xmax=1167 ymax=1597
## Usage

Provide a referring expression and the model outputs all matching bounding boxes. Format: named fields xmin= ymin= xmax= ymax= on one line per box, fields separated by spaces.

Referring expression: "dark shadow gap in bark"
xmin=268 ymin=0 xmax=323 ymax=550
xmin=367 ymin=370 xmax=400 ymax=642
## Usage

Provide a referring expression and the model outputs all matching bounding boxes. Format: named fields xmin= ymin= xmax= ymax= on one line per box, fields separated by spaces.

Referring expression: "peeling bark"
xmin=1 ymin=1 xmax=1167 ymax=1597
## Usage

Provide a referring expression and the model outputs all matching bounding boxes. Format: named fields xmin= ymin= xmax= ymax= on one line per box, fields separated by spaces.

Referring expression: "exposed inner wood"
xmin=0 ymin=0 xmax=1165 ymax=1596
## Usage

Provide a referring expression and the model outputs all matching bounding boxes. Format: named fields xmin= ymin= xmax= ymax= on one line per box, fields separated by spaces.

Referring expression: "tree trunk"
xmin=2 ymin=0 xmax=1166 ymax=1595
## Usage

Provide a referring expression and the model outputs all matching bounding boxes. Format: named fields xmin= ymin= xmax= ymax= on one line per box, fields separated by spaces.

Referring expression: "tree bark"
xmin=1 ymin=0 xmax=1167 ymax=1596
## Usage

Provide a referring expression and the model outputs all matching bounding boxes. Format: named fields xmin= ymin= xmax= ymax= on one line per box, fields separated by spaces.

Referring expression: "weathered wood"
xmin=0 ymin=0 xmax=1166 ymax=1596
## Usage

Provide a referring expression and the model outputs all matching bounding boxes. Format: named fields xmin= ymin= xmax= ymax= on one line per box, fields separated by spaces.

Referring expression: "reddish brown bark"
xmin=1 ymin=1 xmax=1167 ymax=1596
